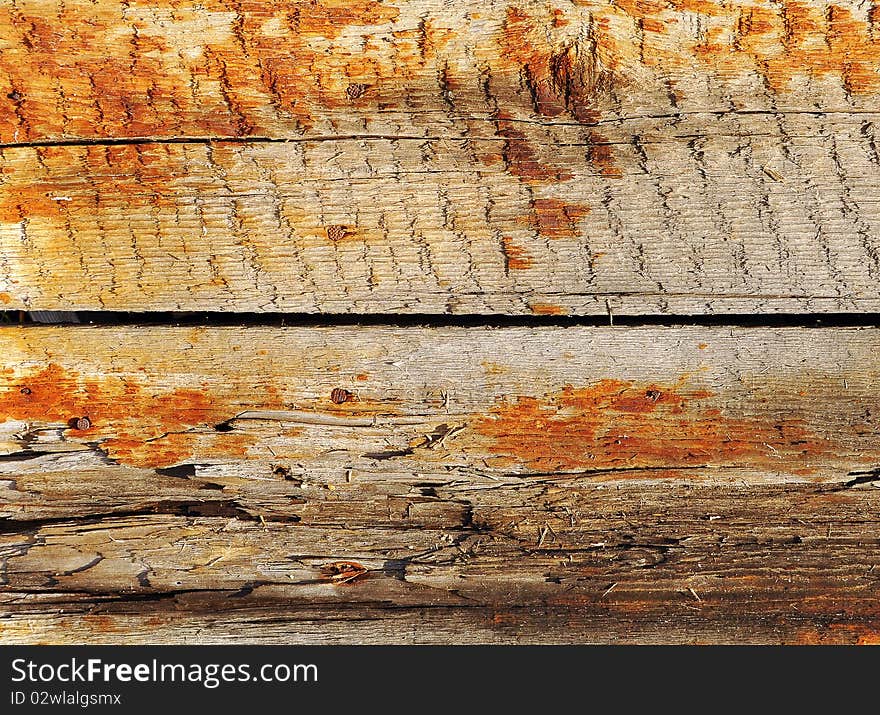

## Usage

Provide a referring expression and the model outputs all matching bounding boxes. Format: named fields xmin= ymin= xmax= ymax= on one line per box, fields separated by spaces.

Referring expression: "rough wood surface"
xmin=1 ymin=325 xmax=879 ymax=644
xmin=3 ymin=0 xmax=880 ymax=313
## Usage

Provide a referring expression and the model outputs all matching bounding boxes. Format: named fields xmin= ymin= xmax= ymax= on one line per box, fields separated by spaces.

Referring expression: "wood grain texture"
xmin=3 ymin=0 xmax=880 ymax=313
xmin=1 ymin=325 xmax=879 ymax=644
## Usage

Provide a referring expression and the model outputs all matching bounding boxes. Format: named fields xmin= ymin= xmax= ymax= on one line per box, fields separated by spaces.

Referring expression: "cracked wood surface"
xmin=3 ymin=0 xmax=880 ymax=313
xmin=1 ymin=325 xmax=879 ymax=644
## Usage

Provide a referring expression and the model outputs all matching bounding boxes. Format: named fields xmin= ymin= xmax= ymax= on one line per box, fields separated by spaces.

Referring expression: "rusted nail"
xmin=7 ymin=90 xmax=22 ymax=101
xmin=346 ymin=83 xmax=368 ymax=100
xmin=645 ymin=389 xmax=661 ymax=401
xmin=19 ymin=387 xmax=31 ymax=395
xmin=325 ymin=225 xmax=349 ymax=242
xmin=320 ymin=560 xmax=368 ymax=585
xmin=72 ymin=416 xmax=91 ymax=430
xmin=330 ymin=387 xmax=353 ymax=404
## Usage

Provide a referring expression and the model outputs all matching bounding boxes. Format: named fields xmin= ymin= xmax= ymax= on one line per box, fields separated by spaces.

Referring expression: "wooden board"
xmin=2 ymin=325 xmax=879 ymax=644
xmin=3 ymin=0 xmax=880 ymax=313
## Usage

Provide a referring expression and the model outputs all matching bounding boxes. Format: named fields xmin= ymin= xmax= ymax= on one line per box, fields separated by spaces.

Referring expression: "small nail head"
xmin=330 ymin=387 xmax=352 ymax=404
xmin=75 ymin=416 xmax=91 ymax=430
xmin=19 ymin=387 xmax=31 ymax=395
xmin=346 ymin=83 xmax=368 ymax=100
xmin=326 ymin=225 xmax=348 ymax=242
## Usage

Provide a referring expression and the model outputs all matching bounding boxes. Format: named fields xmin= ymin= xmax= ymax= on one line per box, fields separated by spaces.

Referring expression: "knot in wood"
xmin=548 ymin=36 xmax=609 ymax=122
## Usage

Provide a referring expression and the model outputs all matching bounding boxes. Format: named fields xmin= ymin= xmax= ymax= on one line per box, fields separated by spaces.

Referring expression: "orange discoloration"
xmin=498 ymin=6 xmax=607 ymax=122
xmin=0 ymin=0 xmax=401 ymax=142
xmin=481 ymin=361 xmax=508 ymax=375
xmin=641 ymin=17 xmax=667 ymax=34
xmin=320 ymin=560 xmax=369 ymax=585
xmin=501 ymin=236 xmax=533 ymax=270
xmin=0 ymin=363 xmax=281 ymax=468
xmin=500 ymin=7 xmax=570 ymax=119
xmin=588 ymin=132 xmax=622 ymax=178
xmin=495 ymin=118 xmax=573 ymax=183
xmin=796 ymin=624 xmax=880 ymax=645
xmin=4 ymin=0 xmax=880 ymax=147
xmin=355 ymin=373 xmax=369 ymax=381
xmin=529 ymin=303 xmax=566 ymax=315
xmin=492 ymin=612 xmax=519 ymax=625
xmin=669 ymin=0 xmax=724 ymax=15
xmin=0 ymin=293 xmax=11 ymax=304
xmin=686 ymin=1 xmax=880 ymax=94
xmin=0 ymin=144 xmax=200 ymax=225
xmin=104 ymin=431 xmax=259 ymax=469
xmin=498 ymin=0 xmax=880 ymax=131
xmin=473 ymin=379 xmax=836 ymax=473
xmin=523 ymin=198 xmax=590 ymax=239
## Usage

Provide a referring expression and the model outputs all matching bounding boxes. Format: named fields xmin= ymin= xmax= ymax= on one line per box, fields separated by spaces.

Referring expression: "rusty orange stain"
xmin=640 ymin=17 xmax=667 ymax=34
xmin=493 ymin=117 xmax=574 ymax=183
xmin=492 ymin=612 xmax=519 ymax=625
xmin=3 ymin=0 xmax=880 ymax=147
xmin=473 ymin=379 xmax=838 ymax=473
xmin=522 ymin=198 xmax=590 ymax=239
xmin=355 ymin=373 xmax=369 ymax=382
xmin=529 ymin=302 xmax=566 ymax=315
xmin=796 ymin=624 xmax=880 ymax=645
xmin=587 ymin=132 xmax=622 ymax=178
xmin=499 ymin=0 xmax=880 ymax=130
xmin=0 ymin=363 xmax=284 ymax=468
xmin=0 ymin=293 xmax=11 ymax=304
xmin=501 ymin=236 xmax=534 ymax=270
xmin=640 ymin=0 xmax=880 ymax=95
xmin=500 ymin=7 xmax=570 ymax=118
xmin=0 ymin=144 xmax=202 ymax=225
xmin=319 ymin=560 xmax=369 ymax=585
xmin=0 ymin=1 xmax=401 ymax=142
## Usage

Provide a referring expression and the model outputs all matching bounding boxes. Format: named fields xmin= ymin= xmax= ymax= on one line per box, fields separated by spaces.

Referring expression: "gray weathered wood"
xmin=1 ymin=325 xmax=879 ymax=643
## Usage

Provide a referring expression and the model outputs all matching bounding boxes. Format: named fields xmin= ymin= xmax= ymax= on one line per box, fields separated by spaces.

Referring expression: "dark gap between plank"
xmin=5 ymin=311 xmax=880 ymax=328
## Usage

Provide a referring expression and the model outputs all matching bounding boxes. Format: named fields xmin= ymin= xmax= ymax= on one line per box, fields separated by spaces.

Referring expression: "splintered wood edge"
xmin=1 ymin=325 xmax=879 ymax=644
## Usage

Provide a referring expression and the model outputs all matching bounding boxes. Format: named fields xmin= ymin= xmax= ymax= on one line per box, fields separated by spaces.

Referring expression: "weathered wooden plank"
xmin=1 ymin=325 xmax=879 ymax=643
xmin=2 ymin=0 xmax=880 ymax=313
xmin=3 ymin=0 xmax=880 ymax=142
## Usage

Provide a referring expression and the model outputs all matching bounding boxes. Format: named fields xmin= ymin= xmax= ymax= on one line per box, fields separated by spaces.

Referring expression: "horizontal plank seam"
xmin=10 ymin=311 xmax=880 ymax=328
xmin=0 ymin=134 xmax=448 ymax=150
xmin=4 ymin=108 xmax=880 ymax=149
